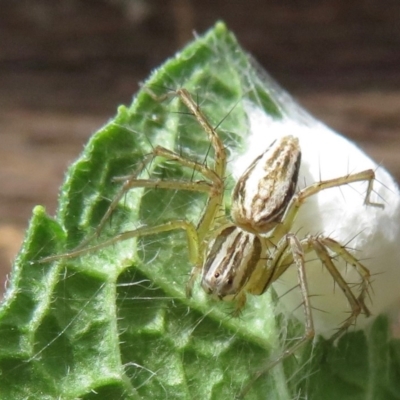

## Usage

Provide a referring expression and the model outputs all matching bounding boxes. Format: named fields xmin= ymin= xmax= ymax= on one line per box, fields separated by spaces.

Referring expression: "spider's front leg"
xmin=39 ymin=220 xmax=201 ymax=265
xmin=238 ymin=229 xmax=373 ymax=398
xmin=238 ymin=233 xmax=315 ymax=399
xmin=309 ymin=236 xmax=372 ymax=332
xmin=38 ymin=144 xmax=221 ymax=266
xmin=306 ymin=237 xmax=368 ymax=338
xmin=271 ymin=234 xmax=372 ymax=335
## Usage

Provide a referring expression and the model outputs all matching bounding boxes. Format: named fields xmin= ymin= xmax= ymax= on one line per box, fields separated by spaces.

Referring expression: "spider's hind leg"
xmin=74 ymin=145 xmax=222 ymax=251
xmin=275 ymin=169 xmax=384 ymax=239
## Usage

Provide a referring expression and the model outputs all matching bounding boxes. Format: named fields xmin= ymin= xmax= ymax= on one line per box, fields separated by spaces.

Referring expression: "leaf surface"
xmin=1 ymin=22 xmax=398 ymax=400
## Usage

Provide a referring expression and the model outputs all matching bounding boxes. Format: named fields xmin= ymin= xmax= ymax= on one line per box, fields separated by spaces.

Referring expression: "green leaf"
xmin=1 ymin=22 xmax=399 ymax=400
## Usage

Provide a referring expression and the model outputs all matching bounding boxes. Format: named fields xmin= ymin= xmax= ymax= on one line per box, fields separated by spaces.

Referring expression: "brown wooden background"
xmin=1 ymin=0 xmax=399 ymax=297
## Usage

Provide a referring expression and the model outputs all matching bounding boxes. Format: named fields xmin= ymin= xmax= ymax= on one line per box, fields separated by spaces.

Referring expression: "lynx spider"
xmin=41 ymin=88 xmax=383 ymax=397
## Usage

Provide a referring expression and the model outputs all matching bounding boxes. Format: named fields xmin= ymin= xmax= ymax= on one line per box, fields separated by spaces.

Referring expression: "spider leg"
xmin=39 ymin=220 xmax=201 ymax=269
xmin=275 ymin=169 xmax=384 ymax=239
xmin=297 ymin=169 xmax=383 ymax=208
xmin=70 ymin=87 xmax=227 ymax=252
xmin=74 ymin=145 xmax=223 ymax=251
xmin=144 ymin=87 xmax=227 ymax=178
xmin=232 ymin=291 xmax=248 ymax=317
xmin=307 ymin=237 xmax=367 ymax=339
xmin=272 ymin=235 xmax=371 ymax=325
xmin=41 ymin=89 xmax=227 ymax=296
xmin=238 ymin=233 xmax=315 ymax=399
xmin=239 ymin=231 xmax=371 ymax=397
xmin=318 ymin=236 xmax=372 ymax=317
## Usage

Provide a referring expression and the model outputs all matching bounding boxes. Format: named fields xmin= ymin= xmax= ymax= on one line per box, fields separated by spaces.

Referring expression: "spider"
xmin=40 ymin=88 xmax=383 ymax=397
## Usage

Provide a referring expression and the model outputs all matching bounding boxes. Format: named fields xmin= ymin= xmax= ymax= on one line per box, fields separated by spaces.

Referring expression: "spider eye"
xmin=227 ymin=278 xmax=233 ymax=285
xmin=214 ymin=272 xmax=220 ymax=278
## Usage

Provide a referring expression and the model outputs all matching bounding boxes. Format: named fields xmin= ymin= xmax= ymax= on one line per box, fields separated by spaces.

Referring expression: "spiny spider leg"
xmin=238 ymin=231 xmax=372 ymax=398
xmin=145 ymin=88 xmax=227 ymax=178
xmin=237 ymin=234 xmax=315 ymax=399
xmin=112 ymin=146 xmax=221 ymax=184
xmin=73 ymin=146 xmax=220 ymax=252
xmin=40 ymin=220 xmax=200 ymax=266
xmin=39 ymin=88 xmax=230 ymax=302
xmin=308 ymin=238 xmax=366 ymax=335
xmin=318 ymin=237 xmax=372 ymax=317
xmin=41 ymin=88 xmax=227 ymax=265
xmin=269 ymin=235 xmax=371 ymax=323
xmin=152 ymin=88 xmax=228 ymax=242
xmin=275 ymin=169 xmax=383 ymax=239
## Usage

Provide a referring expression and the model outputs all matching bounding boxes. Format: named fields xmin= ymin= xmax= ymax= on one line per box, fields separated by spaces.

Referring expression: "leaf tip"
xmin=32 ymin=205 xmax=46 ymax=218
xmin=214 ymin=20 xmax=228 ymax=33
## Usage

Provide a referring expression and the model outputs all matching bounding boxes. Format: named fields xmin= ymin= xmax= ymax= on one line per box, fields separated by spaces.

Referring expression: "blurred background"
xmin=1 ymin=0 xmax=399 ymax=298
